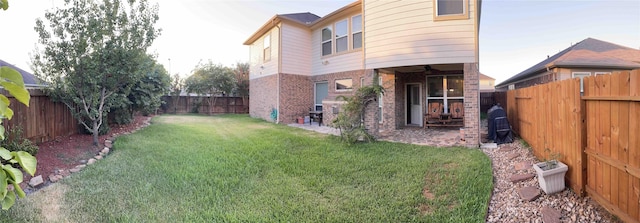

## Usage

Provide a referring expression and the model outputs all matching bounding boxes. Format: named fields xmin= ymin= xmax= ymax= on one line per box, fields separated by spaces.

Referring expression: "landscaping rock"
xmin=541 ymin=207 xmax=561 ymax=223
xmin=29 ymin=175 xmax=44 ymax=187
xmin=105 ymin=141 xmax=112 ymax=148
xmin=49 ymin=174 xmax=63 ymax=183
xmin=498 ymin=146 xmax=514 ymax=152
xmin=75 ymin=164 xmax=86 ymax=169
xmin=514 ymin=161 xmax=532 ymax=171
xmin=87 ymin=158 xmax=97 ymax=165
xmin=69 ymin=168 xmax=81 ymax=173
xmin=518 ymin=186 xmax=541 ymax=201
xmin=507 ymin=153 xmax=520 ymax=160
xmin=509 ymin=173 xmax=535 ymax=183
xmin=101 ymin=147 xmax=110 ymax=154
xmin=79 ymin=159 xmax=87 ymax=164
xmin=95 ymin=155 xmax=103 ymax=160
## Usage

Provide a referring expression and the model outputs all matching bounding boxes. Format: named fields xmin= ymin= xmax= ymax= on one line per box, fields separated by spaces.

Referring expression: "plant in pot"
xmin=533 ymin=148 xmax=568 ymax=195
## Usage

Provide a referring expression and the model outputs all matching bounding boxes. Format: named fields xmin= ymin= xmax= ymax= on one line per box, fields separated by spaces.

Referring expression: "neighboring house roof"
xmin=0 ymin=59 xmax=44 ymax=87
xmin=480 ymin=73 xmax=495 ymax=80
xmin=496 ymin=38 xmax=640 ymax=88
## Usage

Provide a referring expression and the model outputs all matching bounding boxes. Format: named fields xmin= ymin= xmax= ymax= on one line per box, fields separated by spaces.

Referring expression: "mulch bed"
xmin=21 ymin=115 xmax=151 ymax=192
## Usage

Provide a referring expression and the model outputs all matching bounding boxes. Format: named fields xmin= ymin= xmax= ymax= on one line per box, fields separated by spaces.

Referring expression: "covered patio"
xmin=288 ymin=123 xmax=465 ymax=147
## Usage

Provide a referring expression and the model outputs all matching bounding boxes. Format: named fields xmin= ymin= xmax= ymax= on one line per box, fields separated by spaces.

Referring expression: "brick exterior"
xmin=463 ymin=63 xmax=480 ymax=148
xmin=250 ymin=74 xmax=278 ymax=122
xmin=310 ymin=70 xmax=366 ymax=125
xmin=279 ymin=73 xmax=312 ymax=124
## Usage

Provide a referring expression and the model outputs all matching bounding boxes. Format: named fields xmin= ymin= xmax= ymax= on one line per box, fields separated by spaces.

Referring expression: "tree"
xmin=332 ymin=74 xmax=384 ymax=144
xmin=0 ymin=1 xmax=38 ymax=210
xmin=169 ymin=73 xmax=184 ymax=114
xmin=111 ymin=54 xmax=170 ymax=124
xmin=232 ymin=62 xmax=249 ymax=97
xmin=184 ymin=62 xmax=235 ymax=114
xmin=32 ymin=0 xmax=161 ymax=146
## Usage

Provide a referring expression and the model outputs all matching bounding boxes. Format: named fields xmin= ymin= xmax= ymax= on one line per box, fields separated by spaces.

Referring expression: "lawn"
xmin=0 ymin=114 xmax=493 ymax=222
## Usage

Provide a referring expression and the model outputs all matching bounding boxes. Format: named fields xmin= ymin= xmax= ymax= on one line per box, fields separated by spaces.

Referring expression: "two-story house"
xmin=244 ymin=0 xmax=482 ymax=147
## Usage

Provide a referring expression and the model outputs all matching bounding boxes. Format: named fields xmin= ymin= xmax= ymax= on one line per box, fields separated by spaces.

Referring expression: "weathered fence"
xmin=161 ymin=96 xmax=249 ymax=115
xmin=583 ymin=70 xmax=640 ymax=223
xmin=505 ymin=77 xmax=585 ymax=195
xmin=505 ymin=70 xmax=640 ymax=223
xmin=480 ymin=92 xmax=507 ymax=113
xmin=3 ymin=89 xmax=78 ymax=144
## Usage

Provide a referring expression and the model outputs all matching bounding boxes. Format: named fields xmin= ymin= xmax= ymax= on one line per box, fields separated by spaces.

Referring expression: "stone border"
xmin=29 ymin=117 xmax=153 ymax=188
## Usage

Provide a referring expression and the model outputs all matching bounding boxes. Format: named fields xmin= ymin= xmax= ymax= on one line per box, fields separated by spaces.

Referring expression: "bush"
xmin=2 ymin=127 xmax=39 ymax=155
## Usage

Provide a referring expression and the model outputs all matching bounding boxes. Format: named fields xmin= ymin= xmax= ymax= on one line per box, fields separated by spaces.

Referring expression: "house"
xmin=244 ymin=0 xmax=482 ymax=147
xmin=0 ymin=59 xmax=44 ymax=88
xmin=496 ymin=38 xmax=640 ymax=91
xmin=479 ymin=73 xmax=495 ymax=92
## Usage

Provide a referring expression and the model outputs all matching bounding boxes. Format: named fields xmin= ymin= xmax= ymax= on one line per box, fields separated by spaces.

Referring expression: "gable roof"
xmin=279 ymin=13 xmax=321 ymax=25
xmin=480 ymin=73 xmax=495 ymax=80
xmin=0 ymin=59 xmax=43 ymax=87
xmin=497 ymin=38 xmax=640 ymax=87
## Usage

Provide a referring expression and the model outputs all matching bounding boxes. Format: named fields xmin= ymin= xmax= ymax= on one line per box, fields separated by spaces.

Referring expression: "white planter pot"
xmin=533 ymin=161 xmax=568 ymax=195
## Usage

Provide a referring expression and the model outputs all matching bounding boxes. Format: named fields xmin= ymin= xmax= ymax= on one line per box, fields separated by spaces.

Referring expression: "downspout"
xmin=273 ymin=19 xmax=282 ymax=123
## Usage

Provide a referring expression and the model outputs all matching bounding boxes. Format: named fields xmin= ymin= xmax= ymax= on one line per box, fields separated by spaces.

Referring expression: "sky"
xmin=0 ymin=0 xmax=639 ymax=84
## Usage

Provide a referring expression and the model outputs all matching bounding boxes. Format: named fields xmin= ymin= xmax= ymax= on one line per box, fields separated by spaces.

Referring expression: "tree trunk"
xmin=92 ymin=121 xmax=100 ymax=146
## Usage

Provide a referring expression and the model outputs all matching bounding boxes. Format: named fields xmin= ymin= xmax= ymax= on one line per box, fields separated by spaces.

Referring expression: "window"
xmin=595 ymin=72 xmax=611 ymax=76
xmin=335 ymin=78 xmax=353 ymax=91
xmin=335 ymin=20 xmax=348 ymax=53
xmin=572 ymin=72 xmax=591 ymax=93
xmin=426 ymin=75 xmax=464 ymax=112
xmin=434 ymin=0 xmax=468 ymax=21
xmin=321 ymin=27 xmax=332 ymax=56
xmin=315 ymin=82 xmax=328 ymax=111
xmin=352 ymin=15 xmax=362 ymax=49
xmin=360 ymin=77 xmax=365 ymax=87
xmin=263 ymin=34 xmax=271 ymax=62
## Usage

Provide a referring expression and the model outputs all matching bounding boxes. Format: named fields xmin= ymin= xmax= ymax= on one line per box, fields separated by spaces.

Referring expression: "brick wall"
xmin=463 ymin=63 xmax=480 ymax=148
xmin=279 ymin=73 xmax=312 ymax=124
xmin=250 ymin=74 xmax=278 ymax=122
xmin=310 ymin=70 xmax=366 ymax=125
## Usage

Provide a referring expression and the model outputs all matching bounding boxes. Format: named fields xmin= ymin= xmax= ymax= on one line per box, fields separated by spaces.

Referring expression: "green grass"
xmin=0 ymin=114 xmax=493 ymax=222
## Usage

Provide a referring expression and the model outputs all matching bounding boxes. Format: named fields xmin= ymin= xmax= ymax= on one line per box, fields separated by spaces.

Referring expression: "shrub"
xmin=2 ymin=127 xmax=39 ymax=156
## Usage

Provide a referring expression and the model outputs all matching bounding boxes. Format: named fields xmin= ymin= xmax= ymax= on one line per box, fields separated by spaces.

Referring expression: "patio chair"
xmin=424 ymin=102 xmax=443 ymax=128
xmin=450 ymin=102 xmax=464 ymax=120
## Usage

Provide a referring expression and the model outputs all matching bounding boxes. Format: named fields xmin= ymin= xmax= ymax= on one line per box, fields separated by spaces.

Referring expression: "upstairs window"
xmin=352 ymin=15 xmax=362 ymax=49
xmin=322 ymin=27 xmax=332 ymax=56
xmin=263 ymin=34 xmax=271 ymax=62
xmin=335 ymin=20 xmax=348 ymax=53
xmin=434 ymin=0 xmax=468 ymax=21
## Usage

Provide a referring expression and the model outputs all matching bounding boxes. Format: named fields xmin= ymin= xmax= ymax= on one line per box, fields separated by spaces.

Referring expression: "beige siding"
xmin=364 ymin=0 xmax=477 ymax=69
xmin=249 ymin=27 xmax=280 ymax=80
xmin=281 ymin=23 xmax=312 ymax=75
xmin=311 ymin=15 xmax=364 ymax=75
xmin=480 ymin=79 xmax=495 ymax=91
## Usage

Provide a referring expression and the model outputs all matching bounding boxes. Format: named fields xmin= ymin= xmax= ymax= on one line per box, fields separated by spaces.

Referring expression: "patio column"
xmin=463 ymin=63 xmax=480 ymax=148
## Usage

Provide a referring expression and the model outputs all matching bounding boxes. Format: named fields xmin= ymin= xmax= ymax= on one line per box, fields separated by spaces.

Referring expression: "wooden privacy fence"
xmin=480 ymin=92 xmax=507 ymax=113
xmin=161 ymin=96 xmax=249 ymax=115
xmin=505 ymin=77 xmax=585 ymax=195
xmin=3 ymin=89 xmax=78 ymax=144
xmin=505 ymin=70 xmax=640 ymax=223
xmin=583 ymin=71 xmax=640 ymax=223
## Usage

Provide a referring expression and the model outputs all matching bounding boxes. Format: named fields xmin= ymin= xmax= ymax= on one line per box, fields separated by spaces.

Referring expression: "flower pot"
xmin=297 ymin=117 xmax=304 ymax=124
xmin=533 ymin=161 xmax=568 ymax=195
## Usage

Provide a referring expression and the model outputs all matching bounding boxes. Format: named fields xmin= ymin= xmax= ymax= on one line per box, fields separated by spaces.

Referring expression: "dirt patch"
xmin=22 ymin=115 xmax=151 ymax=192
xmin=37 ymin=184 xmax=68 ymax=222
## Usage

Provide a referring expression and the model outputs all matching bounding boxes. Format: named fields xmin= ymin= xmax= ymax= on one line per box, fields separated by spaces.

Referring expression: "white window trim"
xmin=426 ymin=75 xmax=464 ymax=112
xmin=433 ymin=0 xmax=469 ymax=21
xmin=335 ymin=19 xmax=348 ymax=53
xmin=314 ymin=81 xmax=328 ymax=112
xmin=263 ymin=34 xmax=271 ymax=62
xmin=321 ymin=26 xmax=332 ymax=56
xmin=595 ymin=72 xmax=611 ymax=75
xmin=335 ymin=78 xmax=353 ymax=92
xmin=572 ymin=72 xmax=591 ymax=93
xmin=351 ymin=14 xmax=362 ymax=50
